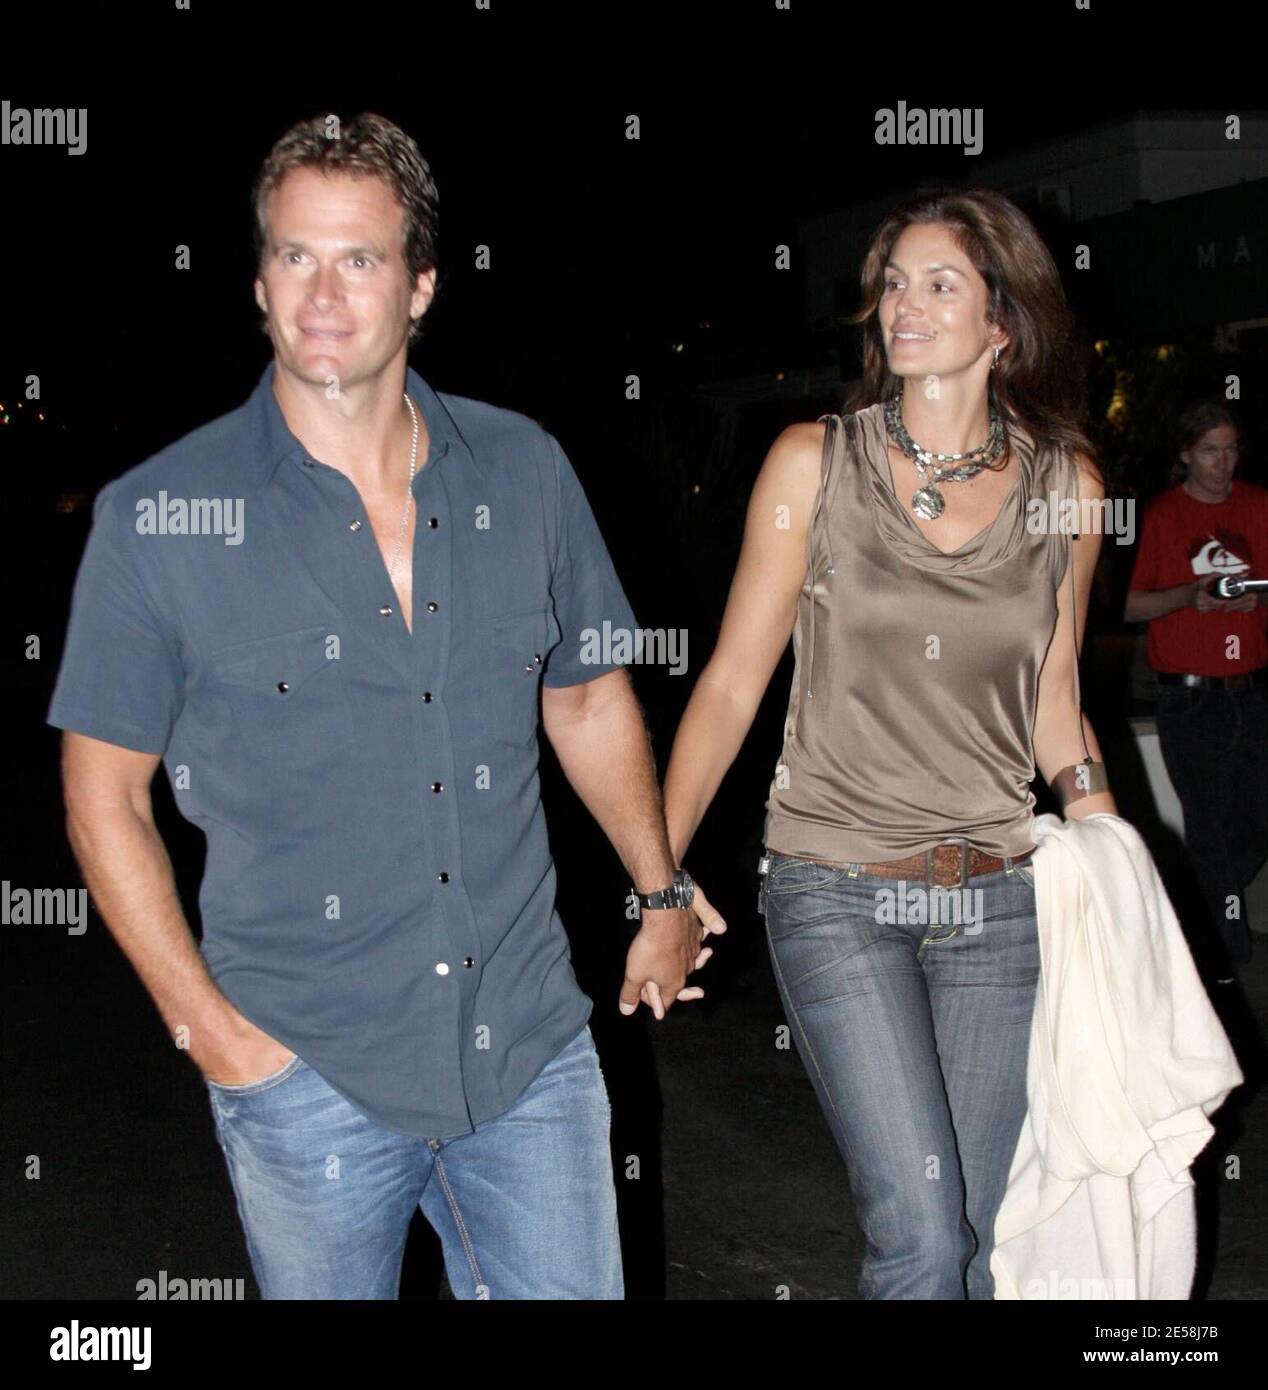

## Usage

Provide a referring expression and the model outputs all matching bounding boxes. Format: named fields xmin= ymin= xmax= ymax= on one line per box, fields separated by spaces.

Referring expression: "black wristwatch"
xmin=633 ymin=868 xmax=695 ymax=912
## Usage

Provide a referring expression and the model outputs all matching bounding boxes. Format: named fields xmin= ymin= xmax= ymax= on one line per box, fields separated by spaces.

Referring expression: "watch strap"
xmin=633 ymin=868 xmax=692 ymax=911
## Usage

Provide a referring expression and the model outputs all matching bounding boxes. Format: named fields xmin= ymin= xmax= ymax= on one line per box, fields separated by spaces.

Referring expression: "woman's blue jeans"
xmin=205 ymin=1024 xmax=622 ymax=1299
xmin=759 ymin=847 xmax=1040 ymax=1300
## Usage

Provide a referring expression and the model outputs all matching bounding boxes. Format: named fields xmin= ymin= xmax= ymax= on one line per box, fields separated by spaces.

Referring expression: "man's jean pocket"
xmin=206 ymin=1026 xmax=622 ymax=1300
xmin=204 ymin=1052 xmax=304 ymax=1097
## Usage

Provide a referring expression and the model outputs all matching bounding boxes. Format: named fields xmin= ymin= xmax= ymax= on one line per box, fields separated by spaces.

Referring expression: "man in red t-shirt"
xmin=1126 ymin=402 xmax=1268 ymax=979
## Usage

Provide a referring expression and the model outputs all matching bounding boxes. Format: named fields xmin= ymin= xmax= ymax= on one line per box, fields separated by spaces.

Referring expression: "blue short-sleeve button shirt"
xmin=48 ymin=360 xmax=640 ymax=1138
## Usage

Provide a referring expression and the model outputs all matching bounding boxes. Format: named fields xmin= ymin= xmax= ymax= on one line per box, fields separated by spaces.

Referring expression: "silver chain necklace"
xmin=388 ymin=393 xmax=421 ymax=584
xmin=883 ymin=394 xmax=1005 ymax=520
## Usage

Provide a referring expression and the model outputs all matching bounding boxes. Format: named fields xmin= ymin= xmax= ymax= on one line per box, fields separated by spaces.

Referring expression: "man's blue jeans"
xmin=759 ymin=849 xmax=1040 ymax=1300
xmin=205 ymin=1024 xmax=623 ymax=1299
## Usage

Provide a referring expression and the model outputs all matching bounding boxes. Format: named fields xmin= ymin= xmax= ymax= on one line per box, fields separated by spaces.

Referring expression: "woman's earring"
xmin=991 ymin=346 xmax=1002 ymax=370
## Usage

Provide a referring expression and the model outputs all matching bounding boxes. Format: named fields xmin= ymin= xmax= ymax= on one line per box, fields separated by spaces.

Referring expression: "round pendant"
xmin=912 ymin=485 xmax=945 ymax=520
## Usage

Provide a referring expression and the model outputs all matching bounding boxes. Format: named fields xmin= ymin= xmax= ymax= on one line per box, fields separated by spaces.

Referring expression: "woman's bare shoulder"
xmin=1070 ymin=450 xmax=1106 ymax=498
xmin=759 ymin=419 xmax=829 ymax=486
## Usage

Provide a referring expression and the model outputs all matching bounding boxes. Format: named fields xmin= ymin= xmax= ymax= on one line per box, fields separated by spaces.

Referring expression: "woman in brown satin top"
xmin=664 ymin=188 xmax=1117 ymax=1298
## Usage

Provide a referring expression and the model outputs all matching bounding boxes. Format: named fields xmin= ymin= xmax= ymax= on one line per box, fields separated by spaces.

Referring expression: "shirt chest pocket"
xmin=207 ymin=624 xmax=356 ymax=769
xmin=489 ymin=608 xmax=562 ymax=745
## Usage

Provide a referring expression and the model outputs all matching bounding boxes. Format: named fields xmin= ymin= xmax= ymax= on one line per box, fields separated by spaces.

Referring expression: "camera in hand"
xmin=1213 ymin=575 xmax=1268 ymax=599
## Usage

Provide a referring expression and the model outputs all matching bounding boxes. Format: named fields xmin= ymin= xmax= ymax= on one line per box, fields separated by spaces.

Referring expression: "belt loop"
xmin=923 ymin=846 xmax=934 ymax=887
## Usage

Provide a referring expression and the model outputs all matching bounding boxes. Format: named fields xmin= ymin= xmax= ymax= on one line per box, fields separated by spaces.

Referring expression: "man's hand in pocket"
xmin=189 ymin=1010 xmax=295 ymax=1087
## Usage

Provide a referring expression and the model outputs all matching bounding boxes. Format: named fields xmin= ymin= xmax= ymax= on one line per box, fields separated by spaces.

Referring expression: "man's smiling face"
xmin=254 ymin=167 xmax=434 ymax=392
xmin=1182 ymin=424 xmax=1239 ymax=501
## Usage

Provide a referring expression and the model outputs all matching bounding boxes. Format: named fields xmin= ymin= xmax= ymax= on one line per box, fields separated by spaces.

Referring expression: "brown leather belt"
xmin=777 ymin=841 xmax=1035 ymax=888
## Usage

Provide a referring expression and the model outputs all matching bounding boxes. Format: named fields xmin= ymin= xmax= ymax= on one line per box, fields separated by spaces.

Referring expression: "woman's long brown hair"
xmin=844 ymin=187 xmax=1097 ymax=474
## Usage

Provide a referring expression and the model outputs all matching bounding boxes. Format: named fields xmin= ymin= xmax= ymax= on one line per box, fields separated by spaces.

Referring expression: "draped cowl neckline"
xmin=764 ymin=400 xmax=1073 ymax=864
xmin=852 ymin=401 xmax=1039 ymax=575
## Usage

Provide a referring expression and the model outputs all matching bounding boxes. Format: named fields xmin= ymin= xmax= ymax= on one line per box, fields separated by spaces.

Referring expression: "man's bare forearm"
xmin=544 ymin=678 xmax=677 ymax=894
xmin=64 ymin=797 xmax=241 ymax=1048
xmin=1124 ymin=582 xmax=1195 ymax=622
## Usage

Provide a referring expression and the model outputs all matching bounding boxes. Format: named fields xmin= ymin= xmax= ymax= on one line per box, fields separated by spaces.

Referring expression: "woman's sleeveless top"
xmin=763 ymin=402 xmax=1078 ymax=862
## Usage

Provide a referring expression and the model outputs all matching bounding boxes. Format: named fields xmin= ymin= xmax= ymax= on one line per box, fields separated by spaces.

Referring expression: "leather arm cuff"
xmin=1052 ymin=761 xmax=1111 ymax=807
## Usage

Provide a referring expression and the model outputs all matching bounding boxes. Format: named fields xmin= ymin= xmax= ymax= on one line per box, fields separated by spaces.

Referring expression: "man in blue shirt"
xmin=48 ymin=112 xmax=723 ymax=1299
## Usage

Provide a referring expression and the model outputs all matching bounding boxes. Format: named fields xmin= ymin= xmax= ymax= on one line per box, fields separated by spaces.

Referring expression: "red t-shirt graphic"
xmin=1128 ymin=479 xmax=1268 ymax=675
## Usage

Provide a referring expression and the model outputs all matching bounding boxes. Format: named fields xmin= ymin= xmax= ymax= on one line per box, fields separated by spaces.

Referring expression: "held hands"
xmin=619 ymin=881 xmax=727 ymax=1020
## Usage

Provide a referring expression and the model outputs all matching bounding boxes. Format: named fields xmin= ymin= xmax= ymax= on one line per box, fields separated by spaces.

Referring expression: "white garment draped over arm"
xmin=991 ymin=812 xmax=1243 ymax=1300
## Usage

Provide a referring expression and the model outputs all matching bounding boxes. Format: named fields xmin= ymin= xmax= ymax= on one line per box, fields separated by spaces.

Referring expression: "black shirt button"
xmin=379 ymin=605 xmax=393 ymax=617
xmin=431 ymin=782 xmax=443 ymax=793
xmin=421 ymin=691 xmax=432 ymax=702
xmin=426 ymin=601 xmax=439 ymax=613
xmin=277 ymin=681 xmax=290 ymax=694
xmin=427 ymin=517 xmax=439 ymax=528
xmin=349 ymin=519 xmax=363 ymax=531
xmin=437 ymin=871 xmax=450 ymax=883
xmin=463 ymin=957 xmax=475 ymax=968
